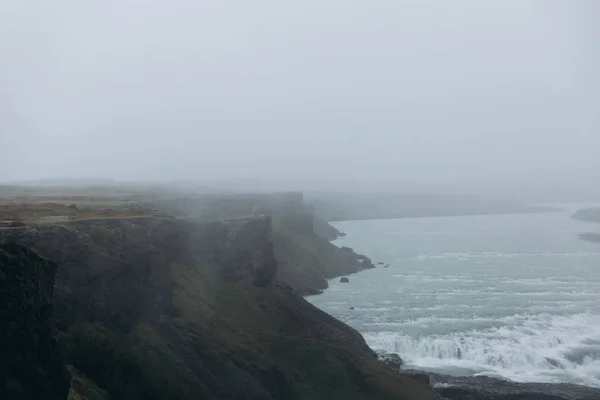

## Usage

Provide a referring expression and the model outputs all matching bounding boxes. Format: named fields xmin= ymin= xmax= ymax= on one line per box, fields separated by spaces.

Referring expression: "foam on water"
xmin=365 ymin=313 xmax=600 ymax=387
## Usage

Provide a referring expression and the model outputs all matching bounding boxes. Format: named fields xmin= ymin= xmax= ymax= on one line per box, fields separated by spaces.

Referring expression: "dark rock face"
xmin=0 ymin=242 xmax=71 ymax=400
xmin=273 ymin=215 xmax=375 ymax=295
xmin=333 ymin=247 xmax=375 ymax=276
xmin=205 ymin=216 xmax=278 ymax=287
xmin=313 ymin=216 xmax=343 ymax=240
xmin=340 ymin=277 xmax=350 ymax=283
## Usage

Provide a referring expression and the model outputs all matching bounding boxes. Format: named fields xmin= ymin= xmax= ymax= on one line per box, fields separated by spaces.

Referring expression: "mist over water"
xmin=308 ymin=205 xmax=600 ymax=387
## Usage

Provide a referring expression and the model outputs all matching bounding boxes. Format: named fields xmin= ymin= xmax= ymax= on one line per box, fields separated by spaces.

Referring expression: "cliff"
xmin=0 ymin=217 xmax=437 ymax=400
xmin=153 ymin=192 xmax=375 ymax=295
xmin=0 ymin=242 xmax=71 ymax=400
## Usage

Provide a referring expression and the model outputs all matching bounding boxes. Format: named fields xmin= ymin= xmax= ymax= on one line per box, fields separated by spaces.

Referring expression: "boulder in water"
xmin=340 ymin=277 xmax=349 ymax=283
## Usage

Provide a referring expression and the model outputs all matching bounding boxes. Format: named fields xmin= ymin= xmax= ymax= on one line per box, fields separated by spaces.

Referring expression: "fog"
xmin=1 ymin=1 xmax=598 ymax=192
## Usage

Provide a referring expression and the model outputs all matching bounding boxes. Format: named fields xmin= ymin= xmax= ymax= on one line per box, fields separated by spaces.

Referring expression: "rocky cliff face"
xmin=153 ymin=192 xmax=376 ymax=295
xmin=203 ymin=216 xmax=278 ymax=286
xmin=0 ymin=242 xmax=71 ymax=400
xmin=0 ymin=217 xmax=436 ymax=400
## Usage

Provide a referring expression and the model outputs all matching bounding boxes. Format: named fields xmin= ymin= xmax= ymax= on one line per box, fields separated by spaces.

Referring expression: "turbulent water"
xmin=307 ymin=204 xmax=600 ymax=388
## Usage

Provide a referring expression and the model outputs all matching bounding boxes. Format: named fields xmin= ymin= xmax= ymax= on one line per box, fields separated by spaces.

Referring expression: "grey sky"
xmin=1 ymin=0 xmax=598 ymax=185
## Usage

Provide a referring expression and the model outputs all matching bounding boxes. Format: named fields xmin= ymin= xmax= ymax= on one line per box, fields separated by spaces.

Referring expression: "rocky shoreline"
xmin=426 ymin=372 xmax=600 ymax=400
xmin=377 ymin=350 xmax=600 ymax=399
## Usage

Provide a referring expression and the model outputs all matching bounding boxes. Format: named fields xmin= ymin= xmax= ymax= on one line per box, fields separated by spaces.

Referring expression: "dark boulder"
xmin=340 ymin=277 xmax=349 ymax=283
xmin=0 ymin=242 xmax=71 ymax=400
xmin=380 ymin=353 xmax=404 ymax=370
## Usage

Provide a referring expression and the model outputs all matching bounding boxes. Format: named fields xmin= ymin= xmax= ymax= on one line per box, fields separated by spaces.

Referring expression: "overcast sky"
xmin=1 ymin=0 xmax=598 ymax=186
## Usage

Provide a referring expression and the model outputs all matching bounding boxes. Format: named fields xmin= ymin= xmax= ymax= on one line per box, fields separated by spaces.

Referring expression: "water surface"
xmin=308 ymin=204 xmax=600 ymax=387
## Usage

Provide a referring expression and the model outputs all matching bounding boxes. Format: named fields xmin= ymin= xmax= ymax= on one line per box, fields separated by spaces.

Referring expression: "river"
xmin=307 ymin=204 xmax=600 ymax=388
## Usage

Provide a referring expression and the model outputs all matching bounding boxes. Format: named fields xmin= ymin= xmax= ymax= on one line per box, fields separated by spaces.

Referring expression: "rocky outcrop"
xmin=428 ymin=373 xmax=600 ymax=400
xmin=273 ymin=227 xmax=375 ymax=295
xmin=333 ymin=246 xmax=375 ymax=276
xmin=379 ymin=353 xmax=404 ymax=371
xmin=313 ymin=215 xmax=343 ymax=240
xmin=0 ymin=242 xmax=71 ymax=400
